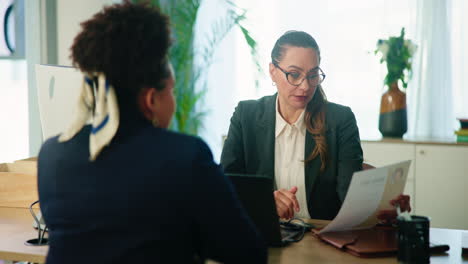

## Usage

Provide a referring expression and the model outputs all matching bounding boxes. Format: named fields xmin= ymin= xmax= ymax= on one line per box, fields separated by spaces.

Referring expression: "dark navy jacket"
xmin=38 ymin=122 xmax=266 ymax=264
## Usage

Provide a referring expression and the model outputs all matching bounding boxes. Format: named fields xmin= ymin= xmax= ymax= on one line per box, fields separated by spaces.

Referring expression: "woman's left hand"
xmin=377 ymin=194 xmax=411 ymax=222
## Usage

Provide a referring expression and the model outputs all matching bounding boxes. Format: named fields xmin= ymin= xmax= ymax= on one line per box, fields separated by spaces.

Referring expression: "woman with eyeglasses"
xmin=37 ymin=2 xmax=266 ymax=264
xmin=221 ymin=30 xmax=410 ymax=221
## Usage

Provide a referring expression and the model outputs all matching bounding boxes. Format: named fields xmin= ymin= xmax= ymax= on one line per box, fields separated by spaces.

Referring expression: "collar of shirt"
xmin=275 ymin=96 xmax=306 ymax=138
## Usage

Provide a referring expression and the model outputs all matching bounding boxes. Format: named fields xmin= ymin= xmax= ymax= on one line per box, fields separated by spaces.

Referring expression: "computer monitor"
xmin=35 ymin=64 xmax=82 ymax=141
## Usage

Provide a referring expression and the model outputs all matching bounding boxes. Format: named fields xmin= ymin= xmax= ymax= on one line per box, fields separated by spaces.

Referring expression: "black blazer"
xmin=221 ymin=94 xmax=363 ymax=220
xmin=38 ymin=122 xmax=266 ymax=264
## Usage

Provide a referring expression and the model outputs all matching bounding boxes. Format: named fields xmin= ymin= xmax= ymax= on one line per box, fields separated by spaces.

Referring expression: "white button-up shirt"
xmin=274 ymin=98 xmax=310 ymax=219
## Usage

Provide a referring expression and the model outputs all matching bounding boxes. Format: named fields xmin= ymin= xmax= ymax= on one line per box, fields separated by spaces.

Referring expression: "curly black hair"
xmin=70 ymin=1 xmax=171 ymax=119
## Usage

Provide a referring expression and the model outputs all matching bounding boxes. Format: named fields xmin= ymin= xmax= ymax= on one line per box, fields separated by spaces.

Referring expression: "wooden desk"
xmin=269 ymin=220 xmax=468 ymax=264
xmin=0 ymin=207 xmax=47 ymax=263
xmin=0 ymin=213 xmax=466 ymax=264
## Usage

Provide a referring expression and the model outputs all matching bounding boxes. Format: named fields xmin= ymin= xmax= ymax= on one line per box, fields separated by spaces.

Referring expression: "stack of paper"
xmin=319 ymin=160 xmax=411 ymax=234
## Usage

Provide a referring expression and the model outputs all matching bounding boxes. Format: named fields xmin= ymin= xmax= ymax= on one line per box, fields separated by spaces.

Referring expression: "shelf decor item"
xmin=455 ymin=118 xmax=468 ymax=142
xmin=375 ymin=28 xmax=417 ymax=138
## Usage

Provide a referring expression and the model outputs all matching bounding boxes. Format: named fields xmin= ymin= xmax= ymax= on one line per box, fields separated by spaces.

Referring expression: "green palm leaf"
xmin=133 ymin=0 xmax=260 ymax=135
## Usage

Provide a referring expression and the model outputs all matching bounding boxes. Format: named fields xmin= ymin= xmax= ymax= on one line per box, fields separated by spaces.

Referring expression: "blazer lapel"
xmin=256 ymin=94 xmax=277 ymax=183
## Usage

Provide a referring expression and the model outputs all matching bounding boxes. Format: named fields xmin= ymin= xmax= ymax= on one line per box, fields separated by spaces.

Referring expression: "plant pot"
xmin=379 ymin=82 xmax=407 ymax=138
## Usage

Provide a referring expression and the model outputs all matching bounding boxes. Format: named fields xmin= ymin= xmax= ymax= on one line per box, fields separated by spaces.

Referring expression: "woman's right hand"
xmin=273 ymin=186 xmax=300 ymax=219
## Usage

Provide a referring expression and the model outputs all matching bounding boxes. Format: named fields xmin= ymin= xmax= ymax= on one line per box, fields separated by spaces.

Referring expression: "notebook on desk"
xmin=227 ymin=174 xmax=307 ymax=247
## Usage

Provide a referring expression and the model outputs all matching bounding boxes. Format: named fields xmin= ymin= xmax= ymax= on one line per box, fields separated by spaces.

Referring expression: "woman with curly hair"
xmin=37 ymin=2 xmax=266 ymax=263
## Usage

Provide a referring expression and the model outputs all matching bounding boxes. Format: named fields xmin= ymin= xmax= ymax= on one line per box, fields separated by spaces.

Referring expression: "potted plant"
xmin=375 ymin=28 xmax=417 ymax=138
xmin=133 ymin=0 xmax=260 ymax=135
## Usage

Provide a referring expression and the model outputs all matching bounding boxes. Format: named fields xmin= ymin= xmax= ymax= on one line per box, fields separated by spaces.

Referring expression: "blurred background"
xmin=1 ymin=0 xmax=467 ymax=162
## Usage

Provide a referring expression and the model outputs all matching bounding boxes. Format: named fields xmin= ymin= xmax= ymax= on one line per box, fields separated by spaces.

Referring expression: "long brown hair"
xmin=271 ymin=31 xmax=328 ymax=171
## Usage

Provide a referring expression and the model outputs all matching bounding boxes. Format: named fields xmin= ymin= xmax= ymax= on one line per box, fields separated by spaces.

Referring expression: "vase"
xmin=379 ymin=82 xmax=407 ymax=138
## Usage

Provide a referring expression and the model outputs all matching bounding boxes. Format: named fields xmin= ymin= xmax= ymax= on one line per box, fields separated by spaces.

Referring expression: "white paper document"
xmin=319 ymin=160 xmax=411 ymax=234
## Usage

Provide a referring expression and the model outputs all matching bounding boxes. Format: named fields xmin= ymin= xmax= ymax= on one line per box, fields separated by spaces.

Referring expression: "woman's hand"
xmin=377 ymin=194 xmax=411 ymax=222
xmin=273 ymin=186 xmax=300 ymax=219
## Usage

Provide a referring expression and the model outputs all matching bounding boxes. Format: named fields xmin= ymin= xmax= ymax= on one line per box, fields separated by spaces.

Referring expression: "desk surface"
xmin=270 ymin=219 xmax=468 ymax=264
xmin=0 ymin=209 xmax=466 ymax=264
xmin=0 ymin=207 xmax=47 ymax=263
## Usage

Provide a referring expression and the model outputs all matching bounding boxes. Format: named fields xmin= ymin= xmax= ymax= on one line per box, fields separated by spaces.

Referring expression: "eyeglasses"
xmin=273 ymin=62 xmax=326 ymax=87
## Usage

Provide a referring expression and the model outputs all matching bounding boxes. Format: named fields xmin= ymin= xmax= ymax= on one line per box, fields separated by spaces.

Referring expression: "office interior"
xmin=0 ymin=0 xmax=467 ymax=263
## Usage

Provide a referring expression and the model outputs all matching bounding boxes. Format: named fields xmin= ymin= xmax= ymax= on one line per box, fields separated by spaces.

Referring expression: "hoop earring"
xmin=152 ymin=117 xmax=159 ymax=127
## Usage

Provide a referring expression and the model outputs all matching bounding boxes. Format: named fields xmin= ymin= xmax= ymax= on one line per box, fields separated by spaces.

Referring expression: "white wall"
xmin=0 ymin=60 xmax=28 ymax=162
xmin=56 ymin=0 xmax=120 ymax=66
xmin=25 ymin=0 xmax=43 ymax=159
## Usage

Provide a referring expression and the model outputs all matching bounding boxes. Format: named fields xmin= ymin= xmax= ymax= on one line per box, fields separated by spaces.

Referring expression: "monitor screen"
xmin=35 ymin=64 xmax=83 ymax=141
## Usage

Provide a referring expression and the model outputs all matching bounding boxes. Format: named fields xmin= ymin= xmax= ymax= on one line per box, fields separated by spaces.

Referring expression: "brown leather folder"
xmin=312 ymin=226 xmax=449 ymax=258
